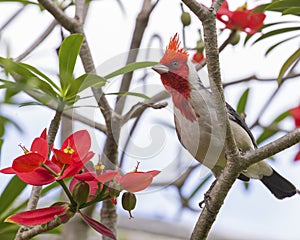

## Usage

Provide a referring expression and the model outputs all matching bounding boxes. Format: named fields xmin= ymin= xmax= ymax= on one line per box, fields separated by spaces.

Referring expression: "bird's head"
xmin=152 ymin=33 xmax=191 ymax=99
xmin=152 ymin=34 xmax=200 ymax=122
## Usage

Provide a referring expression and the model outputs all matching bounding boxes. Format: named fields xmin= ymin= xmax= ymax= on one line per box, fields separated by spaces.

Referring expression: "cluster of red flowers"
xmin=191 ymin=1 xmax=265 ymax=64
xmin=216 ymin=1 xmax=266 ymax=35
xmin=0 ymin=129 xmax=160 ymax=239
xmin=290 ymin=105 xmax=300 ymax=161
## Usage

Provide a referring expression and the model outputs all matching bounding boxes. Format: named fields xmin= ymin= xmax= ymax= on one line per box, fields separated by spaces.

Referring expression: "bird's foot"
xmin=199 ymin=192 xmax=211 ymax=209
xmin=198 ymin=179 xmax=216 ymax=212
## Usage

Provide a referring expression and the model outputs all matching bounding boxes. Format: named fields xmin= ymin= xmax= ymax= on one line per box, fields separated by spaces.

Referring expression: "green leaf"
xmin=266 ymin=0 xmax=300 ymax=13
xmin=59 ymin=34 xmax=84 ymax=93
xmin=105 ymin=91 xmax=150 ymax=100
xmin=265 ymin=35 xmax=300 ymax=56
xmin=283 ymin=7 xmax=300 ymax=16
xmin=236 ymin=88 xmax=250 ymax=115
xmin=0 ymin=0 xmax=38 ymax=5
xmin=0 ymin=57 xmax=59 ymax=101
xmin=0 ymin=222 xmax=19 ymax=240
xmin=0 ymin=181 xmax=60 ymax=222
xmin=18 ymin=62 xmax=60 ymax=91
xmin=278 ymin=47 xmax=300 ymax=84
xmin=253 ymin=3 xmax=270 ymax=13
xmin=256 ymin=110 xmax=290 ymax=144
xmin=0 ymin=176 xmax=27 ymax=216
xmin=254 ymin=27 xmax=300 ymax=44
xmin=104 ymin=61 xmax=157 ymax=79
xmin=65 ymin=73 xmax=106 ymax=105
xmin=187 ymin=173 xmax=212 ymax=201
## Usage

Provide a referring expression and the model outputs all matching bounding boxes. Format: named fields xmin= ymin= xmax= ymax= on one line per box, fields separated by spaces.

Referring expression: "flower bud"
xmin=109 ymin=184 xmax=121 ymax=198
xmin=72 ymin=181 xmax=90 ymax=207
xmin=230 ymin=31 xmax=240 ymax=46
xmin=181 ymin=12 xmax=191 ymax=26
xmin=196 ymin=39 xmax=205 ymax=53
xmin=122 ymin=192 xmax=136 ymax=219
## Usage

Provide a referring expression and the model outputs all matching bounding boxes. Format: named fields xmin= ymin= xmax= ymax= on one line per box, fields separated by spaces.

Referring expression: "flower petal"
xmin=52 ymin=149 xmax=73 ymax=165
xmin=145 ymin=170 xmax=161 ymax=177
xmin=30 ymin=137 xmax=48 ymax=159
xmin=0 ymin=167 xmax=16 ymax=174
xmin=5 ymin=205 xmax=69 ymax=226
xmin=294 ymin=150 xmax=300 ymax=161
xmin=120 ymin=172 xmax=153 ymax=192
xmin=40 ymin=128 xmax=48 ymax=140
xmin=80 ymin=213 xmax=116 ymax=240
xmin=62 ymin=130 xmax=91 ymax=162
xmin=75 ymin=172 xmax=97 ymax=181
xmin=12 ymin=153 xmax=46 ymax=172
xmin=17 ymin=167 xmax=56 ymax=186
xmin=95 ymin=170 xmax=118 ymax=184
xmin=290 ymin=105 xmax=300 ymax=127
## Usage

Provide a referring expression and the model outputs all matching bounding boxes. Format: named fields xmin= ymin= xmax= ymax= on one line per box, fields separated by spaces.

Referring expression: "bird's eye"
xmin=170 ymin=60 xmax=179 ymax=68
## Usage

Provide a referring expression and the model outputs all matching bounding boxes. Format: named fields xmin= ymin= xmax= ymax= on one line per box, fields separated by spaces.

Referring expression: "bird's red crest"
xmin=160 ymin=33 xmax=188 ymax=65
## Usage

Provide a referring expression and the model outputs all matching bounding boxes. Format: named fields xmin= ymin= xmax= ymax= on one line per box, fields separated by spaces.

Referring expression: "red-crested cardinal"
xmin=152 ymin=33 xmax=297 ymax=199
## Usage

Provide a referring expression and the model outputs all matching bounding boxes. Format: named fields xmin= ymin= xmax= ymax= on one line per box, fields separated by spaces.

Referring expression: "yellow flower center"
xmin=236 ymin=3 xmax=248 ymax=11
xmin=95 ymin=164 xmax=105 ymax=171
xmin=63 ymin=146 xmax=75 ymax=154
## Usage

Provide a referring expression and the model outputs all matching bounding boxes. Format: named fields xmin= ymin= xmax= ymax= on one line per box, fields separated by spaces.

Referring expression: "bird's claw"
xmin=199 ymin=192 xmax=211 ymax=209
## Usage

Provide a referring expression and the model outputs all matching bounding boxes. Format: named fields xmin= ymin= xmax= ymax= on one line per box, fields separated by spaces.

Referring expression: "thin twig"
xmin=122 ymin=90 xmax=169 ymax=125
xmin=115 ymin=0 xmax=160 ymax=115
xmin=0 ymin=6 xmax=26 ymax=32
xmin=14 ymin=20 xmax=58 ymax=62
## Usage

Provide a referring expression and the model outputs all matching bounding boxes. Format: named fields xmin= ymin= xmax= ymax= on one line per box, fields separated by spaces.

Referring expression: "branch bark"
xmin=181 ymin=1 xmax=300 ymax=239
xmin=115 ymin=0 xmax=159 ymax=115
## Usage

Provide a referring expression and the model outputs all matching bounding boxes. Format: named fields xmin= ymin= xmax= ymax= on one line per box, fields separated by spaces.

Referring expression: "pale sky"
xmin=1 ymin=0 xmax=300 ymax=239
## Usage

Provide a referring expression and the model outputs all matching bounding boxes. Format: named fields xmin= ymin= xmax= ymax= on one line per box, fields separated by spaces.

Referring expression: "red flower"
xmin=216 ymin=1 xmax=266 ymax=34
xmin=0 ymin=129 xmax=94 ymax=185
xmin=290 ymin=104 xmax=300 ymax=127
xmin=290 ymin=104 xmax=300 ymax=161
xmin=5 ymin=204 xmax=116 ymax=239
xmin=5 ymin=204 xmax=70 ymax=226
xmin=118 ymin=170 xmax=160 ymax=192
xmin=70 ymin=167 xmax=119 ymax=201
xmin=192 ymin=52 xmax=205 ymax=63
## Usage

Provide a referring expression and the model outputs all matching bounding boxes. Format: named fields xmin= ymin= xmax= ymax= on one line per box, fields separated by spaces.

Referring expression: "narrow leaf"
xmin=104 ymin=61 xmax=157 ymax=79
xmin=257 ymin=110 xmax=290 ymax=144
xmin=105 ymin=91 xmax=150 ymax=100
xmin=254 ymin=27 xmax=300 ymax=44
xmin=265 ymin=35 xmax=300 ymax=56
xmin=19 ymin=62 xmax=60 ymax=91
xmin=283 ymin=7 xmax=300 ymax=16
xmin=266 ymin=0 xmax=300 ymax=12
xmin=66 ymin=73 xmax=106 ymax=104
xmin=80 ymin=213 xmax=116 ymax=240
xmin=278 ymin=47 xmax=300 ymax=84
xmin=187 ymin=173 xmax=212 ymax=201
xmin=59 ymin=34 xmax=84 ymax=92
xmin=236 ymin=88 xmax=250 ymax=114
xmin=0 ymin=176 xmax=27 ymax=215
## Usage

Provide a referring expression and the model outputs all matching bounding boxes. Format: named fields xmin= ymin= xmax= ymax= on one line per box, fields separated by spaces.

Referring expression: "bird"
xmin=152 ymin=33 xmax=297 ymax=199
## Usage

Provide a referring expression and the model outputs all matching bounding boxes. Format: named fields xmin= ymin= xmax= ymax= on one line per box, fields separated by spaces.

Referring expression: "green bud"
xmin=230 ymin=31 xmax=240 ymax=46
xmin=181 ymin=12 xmax=191 ymax=26
xmin=196 ymin=39 xmax=205 ymax=53
xmin=72 ymin=181 xmax=90 ymax=207
xmin=122 ymin=192 xmax=137 ymax=219
xmin=109 ymin=184 xmax=121 ymax=198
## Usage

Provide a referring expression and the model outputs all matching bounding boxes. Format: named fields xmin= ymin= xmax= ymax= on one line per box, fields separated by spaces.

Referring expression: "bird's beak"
xmin=152 ymin=64 xmax=169 ymax=74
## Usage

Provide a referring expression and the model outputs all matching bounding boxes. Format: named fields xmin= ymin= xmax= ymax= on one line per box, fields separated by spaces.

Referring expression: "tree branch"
xmin=244 ymin=128 xmax=300 ymax=167
xmin=14 ymin=20 xmax=58 ymax=62
xmin=115 ymin=0 xmax=159 ymax=115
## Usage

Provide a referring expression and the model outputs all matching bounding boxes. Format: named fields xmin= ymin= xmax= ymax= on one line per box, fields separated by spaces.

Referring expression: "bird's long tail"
xmin=260 ymin=168 xmax=297 ymax=199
